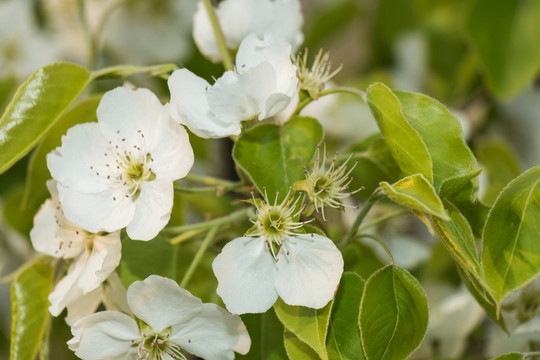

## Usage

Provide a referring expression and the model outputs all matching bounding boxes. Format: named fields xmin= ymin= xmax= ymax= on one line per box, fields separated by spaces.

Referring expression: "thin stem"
xmin=180 ymin=226 xmax=218 ymax=288
xmin=357 ymin=210 xmax=409 ymax=233
xmin=355 ymin=233 xmax=395 ymax=265
xmin=291 ymin=86 xmax=366 ymax=118
xmin=525 ymin=353 xmax=540 ymax=359
xmin=90 ymin=64 xmax=179 ymax=81
xmin=182 ymin=174 xmax=242 ymax=187
xmin=201 ymin=0 xmax=234 ymax=71
xmin=338 ymin=191 xmax=382 ymax=249
xmin=164 ymin=208 xmax=254 ymax=234
xmin=170 ymin=229 xmax=207 ymax=245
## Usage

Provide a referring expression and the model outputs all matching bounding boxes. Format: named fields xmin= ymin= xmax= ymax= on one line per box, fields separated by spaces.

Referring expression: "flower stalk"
xmin=201 ymin=0 xmax=234 ymax=70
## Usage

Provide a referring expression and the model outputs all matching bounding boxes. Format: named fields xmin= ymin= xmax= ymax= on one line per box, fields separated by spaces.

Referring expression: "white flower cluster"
xmin=28 ymin=0 xmax=346 ymax=358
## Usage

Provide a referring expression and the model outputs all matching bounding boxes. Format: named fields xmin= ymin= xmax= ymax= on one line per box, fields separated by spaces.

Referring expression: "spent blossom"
xmin=212 ymin=190 xmax=343 ymax=314
xmin=193 ymin=0 xmax=303 ymax=62
xmin=68 ymin=275 xmax=250 ymax=360
xmin=47 ymin=86 xmax=194 ymax=240
xmin=296 ymin=49 xmax=342 ymax=99
xmin=168 ymin=32 xmax=298 ymax=138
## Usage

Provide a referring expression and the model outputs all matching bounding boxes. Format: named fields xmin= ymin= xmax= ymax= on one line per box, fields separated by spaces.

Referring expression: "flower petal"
xmin=48 ymin=252 xmax=89 ymax=316
xmin=212 ymin=237 xmax=278 ymax=314
xmin=68 ymin=311 xmax=140 ymax=360
xmin=170 ymin=302 xmax=250 ymax=360
xmin=168 ymin=69 xmax=241 ymax=138
xmin=127 ymin=275 xmax=202 ymax=332
xmin=126 ymin=178 xmax=173 ymax=241
xmin=65 ymin=286 xmax=103 ymax=326
xmin=57 ymin=183 xmax=135 ymax=234
xmin=274 ymin=234 xmax=343 ymax=308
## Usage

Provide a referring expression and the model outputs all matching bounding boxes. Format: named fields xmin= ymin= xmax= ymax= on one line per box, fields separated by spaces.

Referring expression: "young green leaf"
xmin=380 ymin=174 xmax=449 ymax=220
xmin=366 ymin=83 xmax=433 ymax=183
xmin=274 ymin=298 xmax=334 ymax=360
xmin=482 ymin=166 xmax=540 ymax=304
xmin=0 ymin=63 xmax=91 ymax=174
xmin=22 ymin=95 xmax=102 ymax=212
xmin=284 ymin=331 xmax=321 ymax=360
xmin=491 ymin=354 xmax=524 ymax=360
xmin=465 ymin=0 xmax=540 ymax=98
xmin=327 ymin=273 xmax=365 ymax=360
xmin=233 ymin=116 xmax=323 ymax=200
xmin=10 ymin=259 xmax=54 ymax=360
xmin=359 ymin=265 xmax=428 ymax=360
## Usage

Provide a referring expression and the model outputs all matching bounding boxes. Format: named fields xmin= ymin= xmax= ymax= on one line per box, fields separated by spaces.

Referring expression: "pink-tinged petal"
xmin=58 ymin=183 xmax=135 ymax=234
xmin=48 ymin=252 xmax=89 ymax=316
xmin=97 ymin=87 xmax=163 ymax=151
xmin=208 ymin=63 xmax=276 ymax=123
xmin=149 ymin=104 xmax=194 ymax=180
xmin=170 ymin=302 xmax=250 ymax=360
xmin=168 ymin=69 xmax=241 ymax=138
xmin=126 ymin=179 xmax=173 ymax=241
xmin=77 ymin=232 xmax=122 ymax=293
xmin=68 ymin=311 xmax=140 ymax=360
xmin=127 ymin=275 xmax=202 ymax=332
xmin=65 ymin=286 xmax=103 ymax=326
xmin=274 ymin=234 xmax=343 ymax=309
xmin=47 ymin=123 xmax=112 ymax=194
xmin=212 ymin=237 xmax=278 ymax=314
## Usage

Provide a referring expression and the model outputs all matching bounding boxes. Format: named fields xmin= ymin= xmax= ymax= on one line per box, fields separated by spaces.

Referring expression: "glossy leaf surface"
xmin=284 ymin=331 xmax=321 ymax=360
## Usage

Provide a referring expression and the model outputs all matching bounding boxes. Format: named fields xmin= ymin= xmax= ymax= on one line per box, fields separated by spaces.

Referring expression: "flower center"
xmin=136 ymin=326 xmax=186 ymax=360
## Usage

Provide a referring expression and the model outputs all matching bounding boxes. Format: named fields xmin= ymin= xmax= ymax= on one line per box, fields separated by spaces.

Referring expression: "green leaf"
xmin=327 ymin=273 xmax=365 ymax=360
xmin=359 ymin=265 xmax=428 ymax=360
xmin=380 ymin=174 xmax=449 ymax=220
xmin=439 ymin=169 xmax=482 ymax=203
xmin=393 ymin=90 xmax=478 ymax=196
xmin=0 ymin=75 xmax=17 ymax=113
xmin=491 ymin=354 xmax=524 ymax=360
xmin=239 ymin=309 xmax=287 ymax=360
xmin=465 ymin=0 xmax=540 ymax=97
xmin=233 ymin=116 xmax=323 ymax=200
xmin=274 ymin=298 xmax=334 ymax=360
xmin=118 ymin=235 xmax=177 ymax=288
xmin=22 ymin=95 xmax=102 ymax=212
xmin=284 ymin=331 xmax=321 ymax=360
xmin=366 ymin=83 xmax=432 ymax=183
xmin=0 ymin=63 xmax=91 ymax=174
xmin=10 ymin=259 xmax=54 ymax=360
xmin=431 ymin=200 xmax=482 ymax=277
xmin=476 ymin=138 xmax=522 ymax=205
xmin=482 ymin=166 xmax=540 ymax=304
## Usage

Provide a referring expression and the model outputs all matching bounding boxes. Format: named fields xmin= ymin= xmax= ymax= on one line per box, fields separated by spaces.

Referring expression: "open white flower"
xmin=68 ymin=275 xmax=251 ymax=360
xmin=212 ymin=191 xmax=343 ymax=314
xmin=193 ymin=0 xmax=303 ymax=62
xmin=30 ymin=180 xmax=122 ymax=318
xmin=47 ymin=86 xmax=194 ymax=240
xmin=168 ymin=32 xmax=298 ymax=138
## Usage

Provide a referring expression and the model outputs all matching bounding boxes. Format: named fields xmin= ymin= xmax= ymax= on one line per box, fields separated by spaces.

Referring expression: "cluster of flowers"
xmin=29 ymin=0 xmax=350 ymax=358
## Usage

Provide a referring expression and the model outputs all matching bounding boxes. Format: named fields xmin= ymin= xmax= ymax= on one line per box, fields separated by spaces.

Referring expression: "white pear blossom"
xmin=47 ymin=86 xmax=194 ymax=240
xmin=68 ymin=275 xmax=251 ymax=360
xmin=212 ymin=191 xmax=343 ymax=314
xmin=30 ymin=180 xmax=122 ymax=318
xmin=168 ymin=32 xmax=298 ymax=138
xmin=193 ymin=0 xmax=303 ymax=62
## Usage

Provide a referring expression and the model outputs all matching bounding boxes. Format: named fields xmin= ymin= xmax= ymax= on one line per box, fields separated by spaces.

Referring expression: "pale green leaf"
xmin=482 ymin=166 xmax=540 ymax=304
xmin=380 ymin=174 xmax=449 ymax=220
xmin=327 ymin=273 xmax=365 ymax=360
xmin=359 ymin=265 xmax=428 ymax=360
xmin=233 ymin=116 xmax=323 ymax=200
xmin=366 ymin=83 xmax=432 ymax=183
xmin=284 ymin=331 xmax=321 ymax=360
xmin=10 ymin=259 xmax=54 ymax=360
xmin=0 ymin=63 xmax=91 ymax=174
xmin=465 ymin=0 xmax=540 ymax=98
xmin=274 ymin=298 xmax=333 ymax=360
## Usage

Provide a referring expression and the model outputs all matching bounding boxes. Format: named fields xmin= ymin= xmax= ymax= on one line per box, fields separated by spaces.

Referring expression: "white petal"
xmin=274 ymin=234 xmax=343 ymax=308
xmin=65 ymin=286 xmax=103 ymax=326
xmin=168 ymin=69 xmax=241 ymax=138
xmin=149 ymin=104 xmax=194 ymax=180
xmin=127 ymin=275 xmax=202 ymax=332
xmin=77 ymin=232 xmax=122 ymax=293
xmin=208 ymin=64 xmax=276 ymax=123
xmin=47 ymin=122 xmax=112 ymax=194
xmin=97 ymin=87 xmax=163 ymax=151
xmin=212 ymin=237 xmax=278 ymax=314
xmin=126 ymin=179 xmax=173 ymax=241
xmin=102 ymin=273 xmax=131 ymax=315
xmin=69 ymin=311 xmax=140 ymax=360
xmin=58 ymin=183 xmax=135 ymax=234
xmin=49 ymin=253 xmax=88 ymax=316
xmin=269 ymin=0 xmax=304 ymax=50
xmin=170 ymin=303 xmax=250 ymax=360
xmin=265 ymin=92 xmax=295 ymax=119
